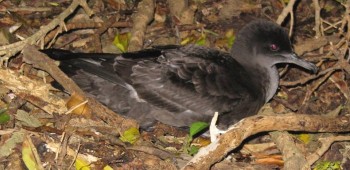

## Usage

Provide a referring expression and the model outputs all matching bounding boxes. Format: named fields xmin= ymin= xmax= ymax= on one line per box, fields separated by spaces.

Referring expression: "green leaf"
xmin=180 ymin=37 xmax=192 ymax=45
xmin=113 ymin=33 xmax=131 ymax=52
xmin=313 ymin=161 xmax=341 ymax=170
xmin=195 ymin=34 xmax=206 ymax=46
xmin=119 ymin=127 xmax=140 ymax=144
xmin=203 ymin=29 xmax=219 ymax=36
xmin=48 ymin=2 xmax=60 ymax=6
xmin=188 ymin=145 xmax=200 ymax=156
xmin=75 ymin=158 xmax=91 ymax=170
xmin=225 ymin=29 xmax=235 ymax=48
xmin=189 ymin=122 xmax=209 ymax=137
xmin=297 ymin=134 xmax=311 ymax=144
xmin=103 ymin=165 xmax=114 ymax=170
xmin=0 ymin=109 xmax=10 ymax=124
xmin=22 ymin=136 xmax=44 ymax=170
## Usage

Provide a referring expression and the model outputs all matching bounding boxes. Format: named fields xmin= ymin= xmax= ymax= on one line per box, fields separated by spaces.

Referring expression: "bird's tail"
xmin=41 ymin=48 xmax=131 ymax=109
xmin=41 ymin=48 xmax=158 ymax=129
xmin=41 ymin=49 xmax=127 ymax=84
xmin=41 ymin=48 xmax=118 ymax=60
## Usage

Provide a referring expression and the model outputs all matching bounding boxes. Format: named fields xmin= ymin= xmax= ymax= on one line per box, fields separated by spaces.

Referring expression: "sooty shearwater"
xmin=42 ymin=20 xmax=318 ymax=129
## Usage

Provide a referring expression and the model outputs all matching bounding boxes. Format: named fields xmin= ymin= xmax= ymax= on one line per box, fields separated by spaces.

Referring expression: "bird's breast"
xmin=247 ymin=64 xmax=279 ymax=102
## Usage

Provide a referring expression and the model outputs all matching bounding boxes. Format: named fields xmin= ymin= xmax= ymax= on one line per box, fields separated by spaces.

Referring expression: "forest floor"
xmin=0 ymin=0 xmax=349 ymax=169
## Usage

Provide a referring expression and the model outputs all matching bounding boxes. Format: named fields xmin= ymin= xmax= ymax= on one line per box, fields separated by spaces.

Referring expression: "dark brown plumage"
xmin=42 ymin=20 xmax=317 ymax=129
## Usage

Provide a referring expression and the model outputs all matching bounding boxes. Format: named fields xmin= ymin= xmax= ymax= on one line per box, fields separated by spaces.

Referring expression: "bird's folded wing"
xmin=125 ymin=45 xmax=261 ymax=118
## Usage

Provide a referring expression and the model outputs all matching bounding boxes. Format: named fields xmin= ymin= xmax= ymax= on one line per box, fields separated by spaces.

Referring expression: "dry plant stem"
xmin=330 ymin=53 xmax=350 ymax=99
xmin=44 ymin=22 xmax=131 ymax=45
xmin=301 ymin=70 xmax=334 ymax=105
xmin=313 ymin=0 xmax=322 ymax=38
xmin=57 ymin=133 xmax=69 ymax=168
xmin=68 ymin=142 xmax=81 ymax=170
xmin=288 ymin=9 xmax=294 ymax=37
xmin=127 ymin=145 xmax=174 ymax=160
xmin=323 ymin=20 xmax=342 ymax=31
xmin=17 ymin=93 xmax=52 ymax=113
xmin=269 ymin=131 xmax=309 ymax=170
xmin=22 ymin=45 xmax=138 ymax=132
xmin=276 ymin=0 xmax=297 ymax=25
xmin=47 ymin=22 xmax=66 ymax=48
xmin=145 ymin=24 xmax=205 ymax=42
xmin=329 ymin=42 xmax=350 ymax=74
xmin=294 ymin=35 xmax=340 ymax=56
xmin=47 ymin=142 xmax=99 ymax=163
xmin=55 ymin=132 xmax=65 ymax=162
xmin=0 ymin=0 xmax=93 ymax=64
xmin=315 ymin=38 xmax=347 ymax=62
xmin=182 ymin=114 xmax=350 ymax=170
xmin=64 ymin=123 xmax=124 ymax=145
xmin=306 ymin=135 xmax=350 ymax=166
xmin=273 ymin=96 xmax=298 ymax=111
xmin=279 ymin=65 xmax=289 ymax=77
xmin=0 ymin=7 xmax=52 ymax=12
xmin=280 ymin=64 xmax=342 ymax=86
xmin=128 ymin=0 xmax=155 ymax=52
xmin=65 ymin=100 xmax=88 ymax=115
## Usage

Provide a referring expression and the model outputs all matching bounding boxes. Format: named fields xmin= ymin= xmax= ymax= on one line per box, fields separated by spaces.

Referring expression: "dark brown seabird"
xmin=43 ymin=20 xmax=318 ymax=129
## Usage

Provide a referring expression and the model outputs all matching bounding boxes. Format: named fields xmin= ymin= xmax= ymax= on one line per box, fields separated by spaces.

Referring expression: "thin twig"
xmin=64 ymin=100 xmax=89 ymax=115
xmin=0 ymin=0 xmax=93 ymax=66
xmin=313 ymin=0 xmax=322 ymax=38
xmin=276 ymin=0 xmax=297 ymax=25
xmin=280 ymin=64 xmax=341 ymax=86
xmin=307 ymin=136 xmax=350 ymax=166
xmin=301 ymin=70 xmax=334 ymax=105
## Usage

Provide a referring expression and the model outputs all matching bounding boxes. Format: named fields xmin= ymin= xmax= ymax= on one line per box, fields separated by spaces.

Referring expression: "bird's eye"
xmin=269 ymin=44 xmax=279 ymax=51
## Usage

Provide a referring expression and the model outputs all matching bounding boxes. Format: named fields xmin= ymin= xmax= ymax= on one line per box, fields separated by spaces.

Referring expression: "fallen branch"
xmin=22 ymin=45 xmax=138 ymax=132
xmin=0 ymin=68 xmax=66 ymax=114
xmin=128 ymin=0 xmax=155 ymax=52
xmin=182 ymin=113 xmax=350 ymax=169
xmin=269 ymin=131 xmax=309 ymax=170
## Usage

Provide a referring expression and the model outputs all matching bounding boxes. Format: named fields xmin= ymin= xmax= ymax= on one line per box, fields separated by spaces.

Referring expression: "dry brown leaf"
xmin=66 ymin=93 xmax=92 ymax=118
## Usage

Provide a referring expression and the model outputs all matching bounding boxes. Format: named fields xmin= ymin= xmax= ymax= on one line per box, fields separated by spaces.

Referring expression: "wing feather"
xmin=125 ymin=45 xmax=264 ymax=126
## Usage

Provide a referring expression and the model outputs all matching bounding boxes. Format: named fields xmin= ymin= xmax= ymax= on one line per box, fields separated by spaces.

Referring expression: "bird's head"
xmin=231 ymin=20 xmax=318 ymax=73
